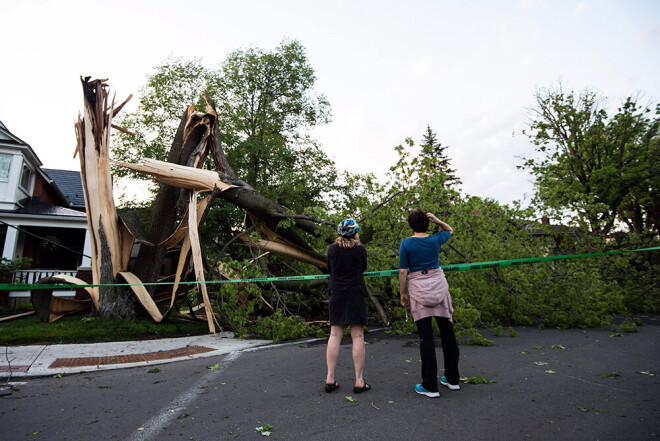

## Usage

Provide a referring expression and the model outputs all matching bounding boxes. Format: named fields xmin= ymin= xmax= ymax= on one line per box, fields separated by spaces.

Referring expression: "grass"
xmin=0 ymin=314 xmax=210 ymax=346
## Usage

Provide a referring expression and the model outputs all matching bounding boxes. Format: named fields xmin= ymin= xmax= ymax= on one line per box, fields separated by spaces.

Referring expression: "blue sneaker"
xmin=440 ymin=376 xmax=460 ymax=390
xmin=415 ymin=384 xmax=440 ymax=398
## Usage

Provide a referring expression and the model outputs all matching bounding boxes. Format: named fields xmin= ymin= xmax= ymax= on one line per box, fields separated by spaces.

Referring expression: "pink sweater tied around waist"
xmin=407 ymin=267 xmax=454 ymax=322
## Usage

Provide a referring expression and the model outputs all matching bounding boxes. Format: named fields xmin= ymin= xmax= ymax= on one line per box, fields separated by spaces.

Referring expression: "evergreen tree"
xmin=420 ymin=125 xmax=461 ymax=187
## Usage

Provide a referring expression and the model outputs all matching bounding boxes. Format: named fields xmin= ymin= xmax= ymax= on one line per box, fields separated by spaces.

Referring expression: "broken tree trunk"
xmin=127 ymin=107 xmax=229 ymax=295
xmin=114 ymin=97 xmax=326 ymax=304
xmin=75 ymin=77 xmax=136 ymax=319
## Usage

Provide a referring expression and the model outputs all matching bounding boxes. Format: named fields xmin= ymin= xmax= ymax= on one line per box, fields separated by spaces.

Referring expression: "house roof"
xmin=43 ymin=169 xmax=85 ymax=208
xmin=0 ymin=120 xmax=26 ymax=146
xmin=0 ymin=121 xmax=85 ymax=210
xmin=0 ymin=197 xmax=86 ymax=218
xmin=0 ymin=120 xmax=42 ymax=166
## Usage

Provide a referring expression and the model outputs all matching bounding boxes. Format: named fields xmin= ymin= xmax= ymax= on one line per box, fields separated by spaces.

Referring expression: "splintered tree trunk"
xmin=75 ymin=77 xmax=137 ymax=319
xmin=117 ymin=97 xmax=329 ymax=271
xmin=129 ymin=106 xmax=212 ymax=292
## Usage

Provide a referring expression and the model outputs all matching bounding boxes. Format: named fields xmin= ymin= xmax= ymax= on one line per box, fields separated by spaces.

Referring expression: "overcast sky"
xmin=1 ymin=0 xmax=658 ymax=206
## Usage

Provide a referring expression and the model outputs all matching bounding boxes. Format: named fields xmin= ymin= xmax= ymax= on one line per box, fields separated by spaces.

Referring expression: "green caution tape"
xmin=365 ymin=246 xmax=659 ymax=277
xmin=1 ymin=246 xmax=658 ymax=291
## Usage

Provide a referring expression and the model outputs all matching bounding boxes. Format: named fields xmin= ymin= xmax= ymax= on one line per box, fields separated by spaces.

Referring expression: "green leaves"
xmin=460 ymin=376 xmax=496 ymax=384
xmin=368 ymin=129 xmax=644 ymax=334
xmin=213 ymin=39 xmax=335 ymax=212
xmin=255 ymin=424 xmax=273 ymax=436
xmin=252 ymin=310 xmax=321 ymax=342
xmin=112 ymin=39 xmax=339 ymax=215
xmin=578 ymin=406 xmax=608 ymax=413
xmin=521 ymin=86 xmax=660 ymax=237
xmin=345 ymin=396 xmax=358 ymax=403
xmin=113 ymin=57 xmax=213 ymax=180
xmin=619 ymin=318 xmax=638 ymax=333
xmin=467 ymin=330 xmax=494 ymax=346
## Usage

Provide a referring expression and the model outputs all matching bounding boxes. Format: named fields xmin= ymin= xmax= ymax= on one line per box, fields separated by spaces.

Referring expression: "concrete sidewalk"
xmin=0 ymin=332 xmax=271 ymax=378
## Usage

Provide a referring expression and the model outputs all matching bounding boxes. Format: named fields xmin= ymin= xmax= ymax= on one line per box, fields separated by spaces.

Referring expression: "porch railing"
xmin=12 ymin=269 xmax=79 ymax=285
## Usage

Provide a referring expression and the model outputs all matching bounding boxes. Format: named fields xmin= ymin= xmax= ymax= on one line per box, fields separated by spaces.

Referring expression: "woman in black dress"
xmin=324 ymin=219 xmax=371 ymax=394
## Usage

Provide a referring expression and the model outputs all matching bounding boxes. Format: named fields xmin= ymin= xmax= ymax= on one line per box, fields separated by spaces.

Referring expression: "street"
xmin=1 ymin=321 xmax=658 ymax=441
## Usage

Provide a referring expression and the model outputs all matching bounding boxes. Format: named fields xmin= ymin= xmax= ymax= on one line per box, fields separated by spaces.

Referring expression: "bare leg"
xmin=350 ymin=324 xmax=365 ymax=387
xmin=326 ymin=325 xmax=344 ymax=384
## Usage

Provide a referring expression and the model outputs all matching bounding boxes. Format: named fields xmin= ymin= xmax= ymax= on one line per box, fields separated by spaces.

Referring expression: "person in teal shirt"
xmin=399 ymin=210 xmax=460 ymax=398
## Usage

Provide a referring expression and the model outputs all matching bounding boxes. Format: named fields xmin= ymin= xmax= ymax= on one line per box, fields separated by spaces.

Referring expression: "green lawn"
xmin=0 ymin=314 xmax=210 ymax=346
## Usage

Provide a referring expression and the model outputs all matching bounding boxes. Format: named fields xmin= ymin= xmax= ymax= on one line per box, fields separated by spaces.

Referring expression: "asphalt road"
xmin=1 ymin=319 xmax=658 ymax=441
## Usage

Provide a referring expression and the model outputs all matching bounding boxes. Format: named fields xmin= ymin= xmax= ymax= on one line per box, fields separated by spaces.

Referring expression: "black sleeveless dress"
xmin=327 ymin=243 xmax=368 ymax=326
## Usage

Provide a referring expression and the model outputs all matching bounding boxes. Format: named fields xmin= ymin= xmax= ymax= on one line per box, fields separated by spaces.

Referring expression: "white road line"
xmin=123 ymin=330 xmax=385 ymax=441
xmin=124 ymin=351 xmax=240 ymax=441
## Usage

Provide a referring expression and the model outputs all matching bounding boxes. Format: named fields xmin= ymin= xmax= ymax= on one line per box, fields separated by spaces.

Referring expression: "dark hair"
xmin=408 ymin=209 xmax=429 ymax=233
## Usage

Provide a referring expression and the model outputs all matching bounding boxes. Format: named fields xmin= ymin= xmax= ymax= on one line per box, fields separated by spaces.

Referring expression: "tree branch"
xmin=358 ymin=190 xmax=407 ymax=224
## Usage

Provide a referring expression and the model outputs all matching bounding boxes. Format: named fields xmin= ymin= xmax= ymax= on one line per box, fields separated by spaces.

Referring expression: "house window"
xmin=20 ymin=164 xmax=31 ymax=189
xmin=0 ymin=154 xmax=11 ymax=180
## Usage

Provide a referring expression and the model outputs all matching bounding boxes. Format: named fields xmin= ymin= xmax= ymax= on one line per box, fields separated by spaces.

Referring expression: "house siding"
xmin=32 ymin=173 xmax=67 ymax=207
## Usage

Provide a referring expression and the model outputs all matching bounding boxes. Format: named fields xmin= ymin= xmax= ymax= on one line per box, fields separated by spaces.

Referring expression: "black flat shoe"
xmin=325 ymin=381 xmax=339 ymax=393
xmin=353 ymin=382 xmax=371 ymax=394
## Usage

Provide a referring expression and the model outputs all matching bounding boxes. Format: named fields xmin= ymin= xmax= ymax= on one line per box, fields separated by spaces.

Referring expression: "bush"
xmin=0 ymin=257 xmax=32 ymax=283
xmin=251 ymin=310 xmax=323 ymax=342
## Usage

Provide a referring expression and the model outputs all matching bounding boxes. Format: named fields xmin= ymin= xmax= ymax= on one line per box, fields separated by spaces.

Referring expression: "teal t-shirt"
xmin=398 ymin=231 xmax=451 ymax=272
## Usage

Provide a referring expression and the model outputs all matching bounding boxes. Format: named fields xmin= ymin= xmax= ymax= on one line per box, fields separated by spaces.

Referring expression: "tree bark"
xmin=130 ymin=106 xmax=208 ymax=293
xmin=75 ymin=77 xmax=136 ymax=319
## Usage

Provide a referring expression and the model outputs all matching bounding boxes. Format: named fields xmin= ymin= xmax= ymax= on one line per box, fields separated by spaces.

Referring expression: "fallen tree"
xmin=31 ymin=78 xmax=389 ymax=330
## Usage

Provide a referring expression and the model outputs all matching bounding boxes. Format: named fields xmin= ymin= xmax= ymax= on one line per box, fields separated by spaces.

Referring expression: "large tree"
xmin=111 ymin=40 xmax=343 ymax=290
xmin=212 ymin=39 xmax=334 ymax=210
xmin=101 ymin=41 xmax=355 ymax=323
xmin=114 ymin=39 xmax=337 ymax=213
xmin=521 ymin=86 xmax=659 ymax=237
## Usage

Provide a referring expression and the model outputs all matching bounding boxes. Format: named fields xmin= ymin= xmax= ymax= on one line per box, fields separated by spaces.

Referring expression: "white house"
xmin=0 ymin=121 xmax=91 ymax=306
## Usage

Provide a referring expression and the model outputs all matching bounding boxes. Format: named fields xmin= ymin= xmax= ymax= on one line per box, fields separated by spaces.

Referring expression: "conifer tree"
xmin=420 ymin=125 xmax=461 ymax=187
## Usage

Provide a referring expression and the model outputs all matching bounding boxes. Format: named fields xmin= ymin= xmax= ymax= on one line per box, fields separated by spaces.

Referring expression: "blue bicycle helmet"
xmin=337 ymin=219 xmax=359 ymax=237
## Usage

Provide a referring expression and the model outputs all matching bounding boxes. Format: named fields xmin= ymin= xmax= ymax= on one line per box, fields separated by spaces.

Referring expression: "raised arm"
xmin=427 ymin=213 xmax=453 ymax=235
